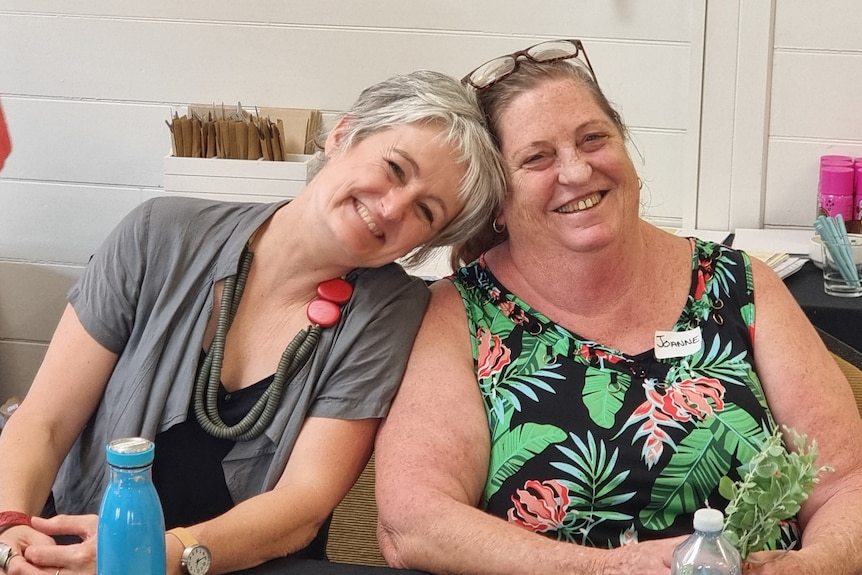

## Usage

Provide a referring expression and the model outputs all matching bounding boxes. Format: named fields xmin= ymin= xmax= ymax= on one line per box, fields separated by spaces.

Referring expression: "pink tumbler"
xmin=820 ymin=154 xmax=853 ymax=166
xmin=855 ymin=165 xmax=862 ymax=223
xmin=818 ymin=165 xmax=857 ymax=233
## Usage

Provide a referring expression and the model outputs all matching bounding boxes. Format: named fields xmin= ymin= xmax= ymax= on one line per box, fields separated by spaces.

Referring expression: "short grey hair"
xmin=310 ymin=70 xmax=506 ymax=266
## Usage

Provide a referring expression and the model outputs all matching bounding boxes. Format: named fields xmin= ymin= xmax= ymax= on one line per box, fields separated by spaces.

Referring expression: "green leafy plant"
xmin=718 ymin=426 xmax=833 ymax=559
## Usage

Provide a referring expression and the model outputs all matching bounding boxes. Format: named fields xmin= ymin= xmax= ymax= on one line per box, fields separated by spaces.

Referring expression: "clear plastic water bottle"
xmin=671 ymin=508 xmax=741 ymax=575
xmin=97 ymin=437 xmax=166 ymax=575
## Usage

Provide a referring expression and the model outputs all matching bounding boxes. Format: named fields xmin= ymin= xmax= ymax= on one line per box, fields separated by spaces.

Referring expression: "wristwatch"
xmin=167 ymin=527 xmax=212 ymax=575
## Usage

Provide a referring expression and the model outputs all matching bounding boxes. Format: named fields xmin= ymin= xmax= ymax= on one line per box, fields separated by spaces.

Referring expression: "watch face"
xmin=183 ymin=545 xmax=212 ymax=575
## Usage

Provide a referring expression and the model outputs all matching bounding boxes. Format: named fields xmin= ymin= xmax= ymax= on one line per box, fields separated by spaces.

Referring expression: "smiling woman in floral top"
xmin=375 ymin=40 xmax=862 ymax=575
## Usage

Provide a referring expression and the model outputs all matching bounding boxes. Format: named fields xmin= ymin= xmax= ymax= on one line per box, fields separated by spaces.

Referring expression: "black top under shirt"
xmin=152 ymin=358 xmax=330 ymax=560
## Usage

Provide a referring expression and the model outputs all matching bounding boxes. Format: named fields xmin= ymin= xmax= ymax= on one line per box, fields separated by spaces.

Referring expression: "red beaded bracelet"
xmin=0 ymin=511 xmax=31 ymax=534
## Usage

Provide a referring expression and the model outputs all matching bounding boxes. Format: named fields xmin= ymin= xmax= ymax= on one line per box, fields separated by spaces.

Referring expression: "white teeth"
xmin=355 ymin=201 xmax=383 ymax=238
xmin=557 ymin=192 xmax=602 ymax=214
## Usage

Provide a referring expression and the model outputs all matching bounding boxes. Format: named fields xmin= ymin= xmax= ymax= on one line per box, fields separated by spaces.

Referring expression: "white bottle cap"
xmin=693 ymin=508 xmax=724 ymax=532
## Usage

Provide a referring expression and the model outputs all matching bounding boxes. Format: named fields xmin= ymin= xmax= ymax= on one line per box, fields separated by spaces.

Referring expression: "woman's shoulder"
xmin=143 ymin=196 xmax=279 ymax=229
xmin=347 ymin=264 xmax=431 ymax=314
xmin=351 ymin=263 xmax=428 ymax=292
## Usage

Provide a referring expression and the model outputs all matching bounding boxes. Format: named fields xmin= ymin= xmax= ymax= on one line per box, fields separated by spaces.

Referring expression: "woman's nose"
xmin=379 ymin=189 xmax=410 ymax=221
xmin=558 ymin=151 xmax=591 ymax=185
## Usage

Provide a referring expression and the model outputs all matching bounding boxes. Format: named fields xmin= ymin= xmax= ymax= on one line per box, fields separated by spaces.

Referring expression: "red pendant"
xmin=307 ymin=299 xmax=342 ymax=328
xmin=317 ymin=278 xmax=353 ymax=305
xmin=307 ymin=278 xmax=353 ymax=327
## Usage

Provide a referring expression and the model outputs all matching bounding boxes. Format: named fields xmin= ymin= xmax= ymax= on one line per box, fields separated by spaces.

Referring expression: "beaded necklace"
xmin=193 ymin=247 xmax=353 ymax=441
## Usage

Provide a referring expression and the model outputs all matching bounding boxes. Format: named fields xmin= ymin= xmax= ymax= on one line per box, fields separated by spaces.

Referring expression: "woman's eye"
xmin=418 ymin=203 xmax=434 ymax=224
xmin=581 ymin=134 xmax=608 ymax=150
xmin=520 ymin=152 xmax=554 ymax=170
xmin=388 ymin=160 xmax=405 ymax=180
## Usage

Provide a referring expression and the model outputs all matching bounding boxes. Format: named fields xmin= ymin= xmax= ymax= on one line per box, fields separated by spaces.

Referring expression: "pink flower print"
xmin=489 ymin=286 xmax=501 ymax=301
xmin=659 ymin=377 xmax=725 ymax=422
xmin=508 ymin=479 xmax=571 ymax=533
xmin=694 ymin=257 xmax=714 ymax=300
xmin=577 ymin=345 xmax=625 ymax=365
xmin=619 ymin=524 xmax=638 ymax=547
xmin=476 ymin=327 xmax=512 ymax=380
xmin=639 ymin=418 xmax=672 ymax=468
xmin=511 ymin=309 xmax=529 ymax=326
xmin=627 ymin=399 xmax=677 ymax=468
xmin=625 ymin=377 xmax=727 ymax=467
xmin=595 ymin=349 xmax=624 ymax=364
xmin=497 ymin=300 xmax=529 ymax=326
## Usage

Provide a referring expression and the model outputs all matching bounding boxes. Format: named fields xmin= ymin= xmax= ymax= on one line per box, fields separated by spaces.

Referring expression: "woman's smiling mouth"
xmin=555 ymin=191 xmax=605 ymax=214
xmin=354 ymin=199 xmax=384 ymax=238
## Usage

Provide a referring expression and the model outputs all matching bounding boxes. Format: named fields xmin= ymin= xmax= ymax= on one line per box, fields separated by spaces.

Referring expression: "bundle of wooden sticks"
xmin=167 ymin=103 xmax=320 ymax=160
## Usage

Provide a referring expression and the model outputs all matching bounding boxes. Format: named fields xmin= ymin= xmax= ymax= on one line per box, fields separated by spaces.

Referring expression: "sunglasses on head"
xmin=461 ymin=39 xmax=598 ymax=90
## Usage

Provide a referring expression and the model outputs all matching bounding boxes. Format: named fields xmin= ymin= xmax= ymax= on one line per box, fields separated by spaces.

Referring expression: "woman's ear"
xmin=323 ymin=115 xmax=353 ymax=157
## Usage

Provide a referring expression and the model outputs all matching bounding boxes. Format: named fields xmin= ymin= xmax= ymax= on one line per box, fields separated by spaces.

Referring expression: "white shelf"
xmin=162 ymin=154 xmax=313 ymax=201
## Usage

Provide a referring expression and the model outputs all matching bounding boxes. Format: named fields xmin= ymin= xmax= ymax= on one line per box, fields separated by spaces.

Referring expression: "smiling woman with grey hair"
xmin=0 ymin=69 xmax=504 ymax=575
xmin=376 ymin=41 xmax=862 ymax=575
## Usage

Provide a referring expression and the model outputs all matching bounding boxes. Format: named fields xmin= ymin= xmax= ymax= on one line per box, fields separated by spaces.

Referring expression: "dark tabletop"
xmin=229 ymin=558 xmax=429 ymax=575
xmin=784 ymin=260 xmax=862 ymax=353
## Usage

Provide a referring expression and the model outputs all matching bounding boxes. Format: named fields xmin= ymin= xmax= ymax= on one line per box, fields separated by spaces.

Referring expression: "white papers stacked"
xmin=732 ymin=228 xmax=814 ymax=280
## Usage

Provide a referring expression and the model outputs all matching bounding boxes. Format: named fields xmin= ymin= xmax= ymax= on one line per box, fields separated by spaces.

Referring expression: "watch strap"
xmin=167 ymin=527 xmax=199 ymax=549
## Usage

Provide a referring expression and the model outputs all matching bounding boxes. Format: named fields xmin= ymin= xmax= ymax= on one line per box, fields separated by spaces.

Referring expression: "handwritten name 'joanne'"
xmin=656 ymin=332 xmax=702 ymax=348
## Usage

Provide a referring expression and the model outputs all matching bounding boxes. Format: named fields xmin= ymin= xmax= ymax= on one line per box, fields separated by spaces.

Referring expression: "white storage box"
xmin=162 ymin=154 xmax=313 ymax=203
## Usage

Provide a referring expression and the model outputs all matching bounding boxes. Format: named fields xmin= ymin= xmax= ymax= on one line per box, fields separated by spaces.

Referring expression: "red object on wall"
xmin=0 ymin=100 xmax=11 ymax=171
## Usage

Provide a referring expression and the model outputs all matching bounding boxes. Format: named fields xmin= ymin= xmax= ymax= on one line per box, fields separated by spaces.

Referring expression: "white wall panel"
xmin=1 ymin=1 xmax=694 ymax=41
xmin=770 ymin=52 xmax=862 ymax=141
xmin=696 ymin=1 xmax=740 ymax=232
xmin=0 ymin=181 xmax=142 ymax=264
xmin=774 ymin=1 xmax=862 ymax=50
xmin=0 ymin=16 xmax=692 ymax=132
xmin=1 ymin=97 xmax=171 ymax=187
xmin=630 ymin=130 xmax=690 ymax=226
xmin=759 ymin=0 xmax=862 ymax=227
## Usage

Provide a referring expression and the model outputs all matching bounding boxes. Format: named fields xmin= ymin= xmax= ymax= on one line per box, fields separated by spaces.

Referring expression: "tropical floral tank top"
xmin=451 ymin=238 xmax=799 ymax=549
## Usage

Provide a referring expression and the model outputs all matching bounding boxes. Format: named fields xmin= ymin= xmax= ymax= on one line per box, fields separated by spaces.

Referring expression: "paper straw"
xmin=814 ymin=216 xmax=861 ymax=287
xmin=814 ymin=217 xmax=852 ymax=274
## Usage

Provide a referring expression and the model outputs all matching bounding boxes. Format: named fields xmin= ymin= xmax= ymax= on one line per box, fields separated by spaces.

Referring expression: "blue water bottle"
xmin=97 ymin=437 xmax=166 ymax=575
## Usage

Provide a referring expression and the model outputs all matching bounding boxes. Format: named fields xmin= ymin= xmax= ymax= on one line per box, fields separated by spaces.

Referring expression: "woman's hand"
xmin=0 ymin=523 xmax=56 ymax=574
xmin=20 ymin=515 xmax=97 ymax=575
xmin=742 ymin=549 xmax=816 ymax=574
xmin=596 ymin=535 xmax=686 ymax=575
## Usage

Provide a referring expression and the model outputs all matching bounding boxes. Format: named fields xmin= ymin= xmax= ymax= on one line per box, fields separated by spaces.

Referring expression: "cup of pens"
xmin=814 ymin=215 xmax=862 ymax=297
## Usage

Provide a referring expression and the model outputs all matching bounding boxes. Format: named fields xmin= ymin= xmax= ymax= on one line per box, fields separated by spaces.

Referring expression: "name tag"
xmin=654 ymin=327 xmax=702 ymax=359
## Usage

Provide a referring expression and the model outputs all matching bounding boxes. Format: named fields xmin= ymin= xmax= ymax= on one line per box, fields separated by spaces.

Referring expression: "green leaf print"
xmin=710 ymin=252 xmax=740 ymax=297
xmin=710 ymin=403 xmax=767 ymax=467
xmin=740 ymin=301 xmax=754 ymax=330
xmin=640 ymin=405 xmax=764 ymax=531
xmin=479 ymin=354 xmax=561 ymax=432
xmin=550 ymin=431 xmax=635 ymax=545
xmin=582 ymin=369 xmax=631 ymax=429
xmin=485 ymin=423 xmax=568 ymax=504
xmin=513 ymin=336 xmax=562 ymax=380
xmin=741 ymin=252 xmax=755 ymax=291
xmin=664 ymin=335 xmax=751 ymax=393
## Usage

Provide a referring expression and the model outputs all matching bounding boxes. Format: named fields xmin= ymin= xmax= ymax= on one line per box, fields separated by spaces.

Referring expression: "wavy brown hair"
xmin=451 ymin=58 xmax=629 ymax=268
